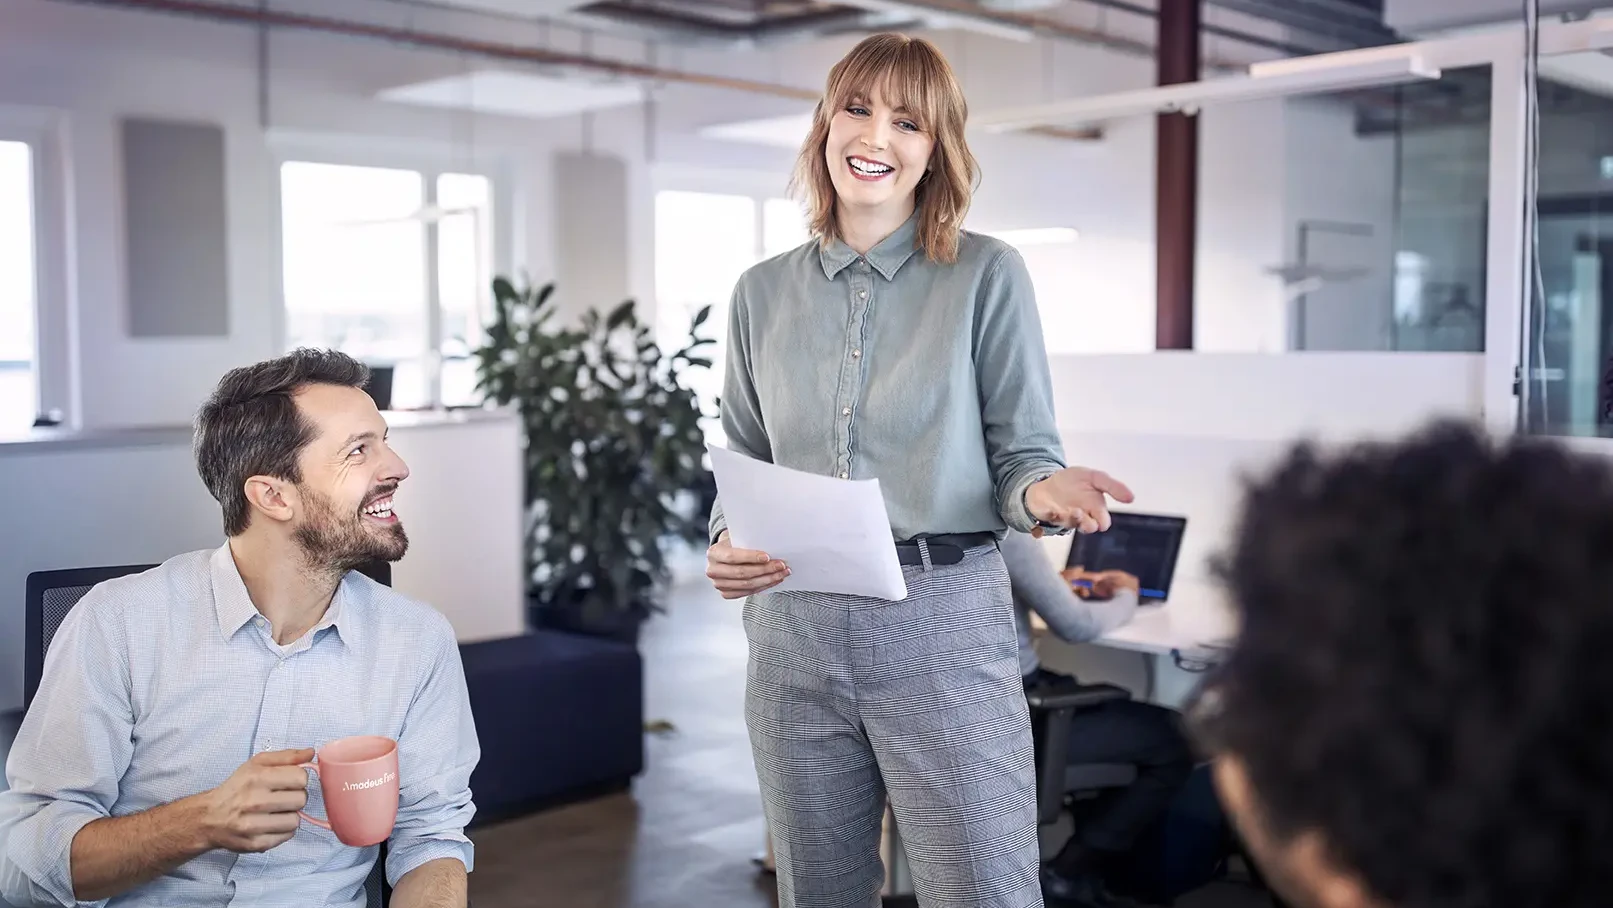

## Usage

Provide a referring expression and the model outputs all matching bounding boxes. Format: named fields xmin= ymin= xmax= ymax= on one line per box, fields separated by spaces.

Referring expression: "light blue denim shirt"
xmin=0 ymin=544 xmax=479 ymax=908
xmin=709 ymin=211 xmax=1068 ymax=543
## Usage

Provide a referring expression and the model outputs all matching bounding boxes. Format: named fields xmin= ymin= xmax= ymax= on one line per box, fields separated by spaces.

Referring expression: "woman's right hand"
xmin=707 ymin=530 xmax=790 ymax=600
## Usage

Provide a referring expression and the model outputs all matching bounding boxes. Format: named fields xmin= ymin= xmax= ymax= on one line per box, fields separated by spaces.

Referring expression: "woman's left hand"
xmin=1026 ymin=467 xmax=1135 ymax=535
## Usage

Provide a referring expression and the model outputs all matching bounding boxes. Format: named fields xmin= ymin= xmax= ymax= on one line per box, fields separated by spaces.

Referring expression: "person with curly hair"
xmin=1193 ymin=420 xmax=1613 ymax=908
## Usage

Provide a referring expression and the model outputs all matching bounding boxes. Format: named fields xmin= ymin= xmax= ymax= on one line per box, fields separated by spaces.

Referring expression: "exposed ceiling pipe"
xmin=568 ymin=2 xmax=919 ymax=49
xmin=1073 ymin=0 xmax=1349 ymax=56
xmin=1203 ymin=0 xmax=1400 ymax=49
xmin=391 ymin=0 xmax=1312 ymax=64
xmin=837 ymin=0 xmax=1245 ymax=68
xmin=48 ymin=0 xmax=1103 ymax=140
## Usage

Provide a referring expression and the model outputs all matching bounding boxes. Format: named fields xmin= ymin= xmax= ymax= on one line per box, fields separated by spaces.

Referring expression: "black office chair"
xmin=24 ymin=560 xmax=394 ymax=908
xmin=1024 ymin=674 xmax=1138 ymax=828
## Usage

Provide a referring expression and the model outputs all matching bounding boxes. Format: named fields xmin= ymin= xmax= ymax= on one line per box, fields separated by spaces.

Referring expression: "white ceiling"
xmin=378 ymin=69 xmax=647 ymax=119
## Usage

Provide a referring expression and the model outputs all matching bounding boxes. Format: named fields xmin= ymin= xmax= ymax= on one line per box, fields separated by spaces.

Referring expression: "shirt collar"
xmin=818 ymin=209 xmax=922 ymax=281
xmin=210 ymin=542 xmax=357 ymax=648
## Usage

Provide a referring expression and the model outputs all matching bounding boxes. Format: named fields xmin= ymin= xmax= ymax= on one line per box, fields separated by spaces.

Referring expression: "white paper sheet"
xmin=707 ymin=444 xmax=908 ymax=601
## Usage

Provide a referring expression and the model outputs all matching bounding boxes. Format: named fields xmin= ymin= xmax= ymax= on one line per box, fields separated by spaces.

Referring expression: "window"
xmin=0 ymin=140 xmax=36 ymax=430
xmin=280 ymin=162 xmax=493 ymax=410
xmin=655 ymin=190 xmax=807 ymax=445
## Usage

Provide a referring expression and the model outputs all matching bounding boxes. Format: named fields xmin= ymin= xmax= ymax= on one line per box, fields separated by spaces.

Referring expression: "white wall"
xmin=1049 ymin=351 xmax=1485 ymax=440
xmin=0 ymin=413 xmax=525 ymax=713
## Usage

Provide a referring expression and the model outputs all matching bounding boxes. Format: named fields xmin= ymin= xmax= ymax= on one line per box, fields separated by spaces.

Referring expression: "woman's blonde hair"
xmin=788 ymin=33 xmax=979 ymax=265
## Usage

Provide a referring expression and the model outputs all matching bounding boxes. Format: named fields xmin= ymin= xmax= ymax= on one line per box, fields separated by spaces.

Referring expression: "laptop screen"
xmin=1064 ymin=511 xmax=1188 ymax=602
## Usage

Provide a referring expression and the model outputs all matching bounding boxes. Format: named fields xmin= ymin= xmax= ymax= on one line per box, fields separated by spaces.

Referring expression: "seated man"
xmin=0 ymin=349 xmax=479 ymax=908
xmin=1000 ymin=530 xmax=1196 ymax=908
xmin=1194 ymin=422 xmax=1613 ymax=908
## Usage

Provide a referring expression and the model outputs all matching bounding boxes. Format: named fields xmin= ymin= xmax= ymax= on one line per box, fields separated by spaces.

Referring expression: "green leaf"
xmin=606 ymin=300 xmax=635 ymax=331
xmin=691 ymin=304 xmax=712 ymax=330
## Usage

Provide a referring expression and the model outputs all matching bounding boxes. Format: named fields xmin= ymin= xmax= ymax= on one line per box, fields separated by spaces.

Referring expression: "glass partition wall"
xmin=1521 ymin=42 xmax=1613 ymax=437
xmin=1013 ymin=12 xmax=1613 ymax=445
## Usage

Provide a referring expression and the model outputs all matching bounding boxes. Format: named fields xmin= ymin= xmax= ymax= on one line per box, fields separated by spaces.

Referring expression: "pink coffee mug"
xmin=298 ymin=735 xmax=399 ymax=847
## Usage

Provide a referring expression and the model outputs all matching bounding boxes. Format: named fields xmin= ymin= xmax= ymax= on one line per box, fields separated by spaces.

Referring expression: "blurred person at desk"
xmin=1002 ymin=531 xmax=1196 ymax=908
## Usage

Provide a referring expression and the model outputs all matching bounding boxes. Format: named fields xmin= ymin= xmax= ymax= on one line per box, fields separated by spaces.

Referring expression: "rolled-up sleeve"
xmin=0 ymin=595 xmax=134 ymax=908
xmin=709 ymin=276 xmax=774 ymax=545
xmin=386 ymin=620 xmax=480 ymax=886
xmin=974 ymin=246 xmax=1067 ymax=532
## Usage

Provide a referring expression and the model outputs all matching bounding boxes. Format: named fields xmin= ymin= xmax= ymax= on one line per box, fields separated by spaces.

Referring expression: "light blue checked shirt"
xmin=0 ymin=543 xmax=479 ymax=907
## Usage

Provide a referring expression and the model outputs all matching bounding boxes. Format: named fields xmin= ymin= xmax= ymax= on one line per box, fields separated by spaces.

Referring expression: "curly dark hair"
xmin=193 ymin=348 xmax=370 ymax=536
xmin=1196 ymin=420 xmax=1613 ymax=908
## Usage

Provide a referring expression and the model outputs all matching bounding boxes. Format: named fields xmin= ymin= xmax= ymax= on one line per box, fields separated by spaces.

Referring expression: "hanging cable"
xmin=1521 ymin=0 xmax=1546 ymax=430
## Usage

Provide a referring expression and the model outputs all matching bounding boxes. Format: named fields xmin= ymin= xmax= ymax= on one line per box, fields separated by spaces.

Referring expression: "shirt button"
xmin=858 ymin=290 xmax=867 ymax=299
xmin=839 ymin=472 xmax=849 ymax=479
xmin=842 ymin=407 xmax=852 ymax=416
xmin=851 ymin=349 xmax=862 ymax=358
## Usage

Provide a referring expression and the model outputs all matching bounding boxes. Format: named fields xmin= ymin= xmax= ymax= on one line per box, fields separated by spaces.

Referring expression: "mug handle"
xmin=297 ymin=758 xmax=332 ymax=831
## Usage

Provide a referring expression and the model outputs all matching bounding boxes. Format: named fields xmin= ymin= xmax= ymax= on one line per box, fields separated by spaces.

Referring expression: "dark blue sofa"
xmin=459 ymin=630 xmax=643 ymax=826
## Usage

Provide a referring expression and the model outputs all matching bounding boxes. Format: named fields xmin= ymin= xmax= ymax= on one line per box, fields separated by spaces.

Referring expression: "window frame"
xmin=0 ymin=106 xmax=71 ymax=428
xmin=269 ymin=136 xmax=513 ymax=410
xmin=650 ymin=165 xmax=809 ymax=449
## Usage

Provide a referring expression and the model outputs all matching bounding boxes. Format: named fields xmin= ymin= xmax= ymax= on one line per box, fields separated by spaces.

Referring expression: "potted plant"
xmin=473 ymin=275 xmax=715 ymax=641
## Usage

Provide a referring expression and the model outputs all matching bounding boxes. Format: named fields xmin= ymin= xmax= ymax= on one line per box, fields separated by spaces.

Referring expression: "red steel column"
xmin=1155 ymin=0 xmax=1201 ymax=350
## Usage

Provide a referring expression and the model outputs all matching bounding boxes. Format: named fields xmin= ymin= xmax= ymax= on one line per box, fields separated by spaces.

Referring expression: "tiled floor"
xmin=0 ymin=555 xmax=1274 ymax=907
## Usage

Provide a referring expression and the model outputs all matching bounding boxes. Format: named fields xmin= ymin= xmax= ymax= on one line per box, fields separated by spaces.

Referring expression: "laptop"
xmin=1063 ymin=510 xmax=1188 ymax=603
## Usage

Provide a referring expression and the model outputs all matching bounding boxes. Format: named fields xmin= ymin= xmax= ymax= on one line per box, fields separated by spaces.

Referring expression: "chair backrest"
xmin=24 ymin=564 xmax=157 ymax=712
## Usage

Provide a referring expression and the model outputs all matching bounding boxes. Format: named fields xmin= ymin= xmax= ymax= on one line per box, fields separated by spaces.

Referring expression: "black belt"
xmin=894 ymin=532 xmax=997 ymax=566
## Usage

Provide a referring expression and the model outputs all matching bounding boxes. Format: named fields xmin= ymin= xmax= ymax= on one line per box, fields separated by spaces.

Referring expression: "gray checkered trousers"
xmin=744 ymin=539 xmax=1044 ymax=908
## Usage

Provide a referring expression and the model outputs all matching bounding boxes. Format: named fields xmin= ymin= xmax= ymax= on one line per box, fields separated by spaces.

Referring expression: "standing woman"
xmin=706 ymin=32 xmax=1133 ymax=908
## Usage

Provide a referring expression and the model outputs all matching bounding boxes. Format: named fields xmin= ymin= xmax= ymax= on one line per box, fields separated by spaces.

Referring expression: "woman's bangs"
xmin=828 ymin=50 xmax=939 ymax=131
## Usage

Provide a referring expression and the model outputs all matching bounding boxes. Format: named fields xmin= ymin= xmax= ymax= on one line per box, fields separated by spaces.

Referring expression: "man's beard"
xmin=292 ymin=484 xmax=408 ymax=576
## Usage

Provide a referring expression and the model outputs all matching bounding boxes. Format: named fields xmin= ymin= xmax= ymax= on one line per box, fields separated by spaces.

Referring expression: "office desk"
xmin=1030 ymin=579 xmax=1237 ymax=705
xmin=1029 ymin=579 xmax=1237 ymax=658
xmin=1094 ymin=580 xmax=1237 ymax=660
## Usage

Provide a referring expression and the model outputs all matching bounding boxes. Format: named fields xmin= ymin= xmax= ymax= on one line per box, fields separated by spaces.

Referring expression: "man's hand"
xmin=706 ymin=530 xmax=789 ymax=600
xmin=1027 ymin=467 xmax=1135 ymax=535
xmin=68 ymin=747 xmax=312 ymax=902
xmin=198 ymin=748 xmax=315 ymax=853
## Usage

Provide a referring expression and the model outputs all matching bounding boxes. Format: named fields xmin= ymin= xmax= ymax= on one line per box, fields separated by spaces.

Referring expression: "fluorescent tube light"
xmin=974 ymin=56 xmax=1441 ymax=133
